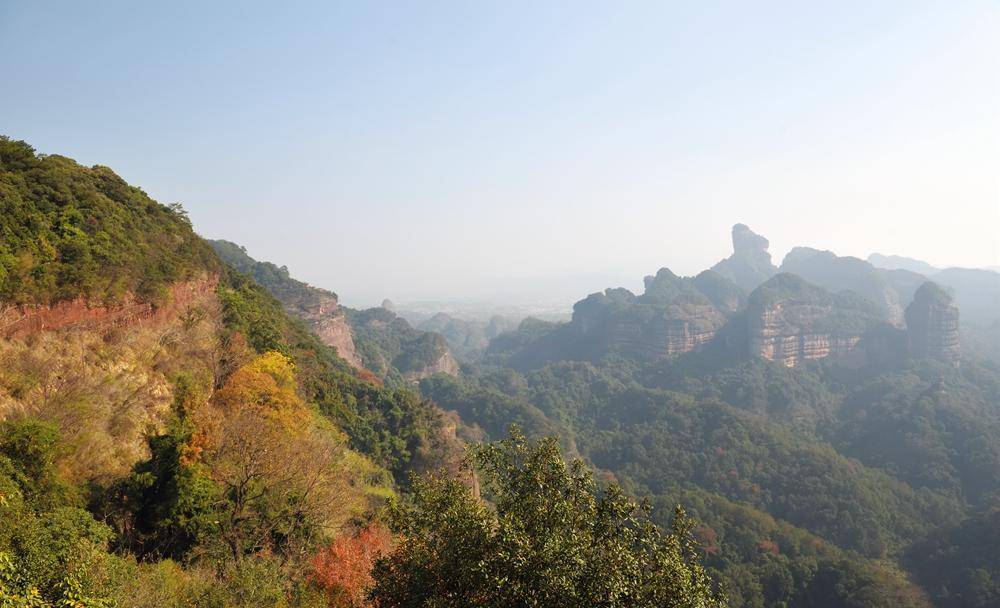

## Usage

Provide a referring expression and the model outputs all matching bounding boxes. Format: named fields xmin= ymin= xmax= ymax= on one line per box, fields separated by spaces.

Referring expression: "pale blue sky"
xmin=2 ymin=1 xmax=997 ymax=306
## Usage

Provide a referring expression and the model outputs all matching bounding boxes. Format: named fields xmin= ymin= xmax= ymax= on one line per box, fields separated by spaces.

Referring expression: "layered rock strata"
xmin=0 ymin=275 xmax=219 ymax=339
xmin=746 ymin=274 xmax=877 ymax=367
xmin=905 ymin=282 xmax=960 ymax=366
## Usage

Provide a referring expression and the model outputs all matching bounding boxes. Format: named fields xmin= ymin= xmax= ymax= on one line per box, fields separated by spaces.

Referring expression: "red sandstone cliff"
xmin=0 ymin=275 xmax=219 ymax=340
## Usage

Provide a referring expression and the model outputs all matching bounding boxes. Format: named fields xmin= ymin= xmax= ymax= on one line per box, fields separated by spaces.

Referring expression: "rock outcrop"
xmin=208 ymin=240 xmax=370 ymax=370
xmin=296 ymin=294 xmax=364 ymax=369
xmin=905 ymin=282 xmax=960 ymax=366
xmin=710 ymin=224 xmax=778 ymax=292
xmin=403 ymin=348 xmax=460 ymax=382
xmin=0 ymin=275 xmax=219 ymax=340
xmin=481 ymin=225 xmax=982 ymax=372
xmin=746 ymin=274 xmax=880 ymax=367
xmin=570 ymin=268 xmax=738 ymax=360
xmin=347 ymin=307 xmax=460 ymax=382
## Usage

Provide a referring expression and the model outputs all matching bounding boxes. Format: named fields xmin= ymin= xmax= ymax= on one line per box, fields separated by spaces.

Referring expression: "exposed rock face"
xmin=402 ymin=348 xmax=460 ymax=382
xmin=208 ymin=239 xmax=368 ymax=371
xmin=297 ymin=295 xmax=364 ymax=369
xmin=0 ymin=275 xmax=219 ymax=339
xmin=0 ymin=275 xmax=223 ymax=483
xmin=571 ymin=269 xmax=737 ymax=360
xmin=206 ymin=239 xmax=392 ymax=374
xmin=604 ymin=304 xmax=725 ymax=359
xmin=746 ymin=274 xmax=879 ymax=367
xmin=347 ymin=307 xmax=461 ymax=381
xmin=905 ymin=282 xmax=960 ymax=366
xmin=748 ymin=303 xmax=863 ymax=367
xmin=710 ymin=224 xmax=778 ymax=292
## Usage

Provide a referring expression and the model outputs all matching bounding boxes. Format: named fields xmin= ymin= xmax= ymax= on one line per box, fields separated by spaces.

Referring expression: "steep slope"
xmin=210 ymin=239 xmax=459 ymax=384
xmin=709 ymin=223 xmax=778 ymax=292
xmin=905 ymin=282 xmax=961 ymax=366
xmin=209 ymin=239 xmax=363 ymax=368
xmin=571 ymin=268 xmax=735 ymax=360
xmin=0 ymin=137 xmax=219 ymax=305
xmin=0 ymin=138 xmax=466 ymax=605
xmin=346 ymin=305 xmax=459 ymax=382
xmin=746 ymin=273 xmax=883 ymax=367
xmin=869 ymin=254 xmax=1000 ymax=327
xmin=490 ymin=267 xmax=744 ymax=368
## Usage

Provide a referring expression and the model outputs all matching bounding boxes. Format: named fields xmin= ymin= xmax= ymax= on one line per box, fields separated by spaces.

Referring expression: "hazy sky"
xmin=2 ymin=1 xmax=997 ymax=307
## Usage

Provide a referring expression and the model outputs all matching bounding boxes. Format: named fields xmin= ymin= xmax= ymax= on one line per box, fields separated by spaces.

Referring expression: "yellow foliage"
xmin=212 ymin=351 xmax=303 ymax=420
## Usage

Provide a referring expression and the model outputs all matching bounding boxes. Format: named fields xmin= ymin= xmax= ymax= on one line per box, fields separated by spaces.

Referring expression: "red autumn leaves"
xmin=310 ymin=524 xmax=393 ymax=607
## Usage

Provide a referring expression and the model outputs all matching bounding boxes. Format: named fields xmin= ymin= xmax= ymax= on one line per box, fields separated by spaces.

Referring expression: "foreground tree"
xmin=370 ymin=429 xmax=725 ymax=607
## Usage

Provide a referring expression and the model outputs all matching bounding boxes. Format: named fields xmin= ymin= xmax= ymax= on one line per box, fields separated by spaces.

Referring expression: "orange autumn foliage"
xmin=310 ymin=524 xmax=393 ymax=607
xmin=354 ymin=367 xmax=383 ymax=387
xmin=757 ymin=538 xmax=781 ymax=555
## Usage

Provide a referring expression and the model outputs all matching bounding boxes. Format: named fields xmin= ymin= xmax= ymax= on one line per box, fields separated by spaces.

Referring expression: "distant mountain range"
xmin=483 ymin=224 xmax=999 ymax=372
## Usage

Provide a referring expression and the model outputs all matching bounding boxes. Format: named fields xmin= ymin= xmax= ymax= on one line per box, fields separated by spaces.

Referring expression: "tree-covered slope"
xmin=0 ymin=139 xmax=468 ymax=605
xmin=427 ymin=337 xmax=1000 ymax=607
xmin=0 ymin=137 xmax=219 ymax=304
xmin=209 ymin=238 xmax=458 ymax=385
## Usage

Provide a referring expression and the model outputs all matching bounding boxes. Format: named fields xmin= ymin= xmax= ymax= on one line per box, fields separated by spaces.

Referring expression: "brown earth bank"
xmin=0 ymin=274 xmax=220 ymax=339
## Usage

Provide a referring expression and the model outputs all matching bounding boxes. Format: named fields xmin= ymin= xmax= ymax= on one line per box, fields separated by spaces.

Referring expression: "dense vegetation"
xmin=210 ymin=239 xmax=339 ymax=308
xmin=1 ymin=140 xmax=725 ymax=606
xmin=421 ymin=347 xmax=1000 ymax=607
xmin=371 ymin=430 xmax=725 ymax=607
xmin=905 ymin=505 xmax=1000 ymax=608
xmin=0 ymin=137 xmax=219 ymax=304
xmin=215 ymin=268 xmax=464 ymax=484
xmin=0 ymin=260 xmax=464 ymax=605
xmin=345 ymin=307 xmax=453 ymax=384
xmin=413 ymin=312 xmax=517 ymax=360
xmin=210 ymin=239 xmax=454 ymax=386
xmin=5 ymin=137 xmax=1000 ymax=605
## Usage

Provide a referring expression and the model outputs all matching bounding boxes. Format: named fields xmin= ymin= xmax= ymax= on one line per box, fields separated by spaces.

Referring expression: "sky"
xmin=1 ymin=1 xmax=998 ymax=307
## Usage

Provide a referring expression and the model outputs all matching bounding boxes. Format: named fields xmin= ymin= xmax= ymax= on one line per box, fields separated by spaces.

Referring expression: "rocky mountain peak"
xmin=710 ymin=224 xmax=778 ymax=292
xmin=732 ymin=223 xmax=770 ymax=256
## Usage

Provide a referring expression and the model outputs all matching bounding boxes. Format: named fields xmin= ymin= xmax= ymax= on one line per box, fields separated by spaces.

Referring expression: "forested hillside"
xmin=0 ymin=138 xmax=219 ymax=305
xmin=416 ymin=227 xmax=1000 ymax=607
xmin=209 ymin=239 xmax=458 ymax=385
xmin=0 ymin=138 xmax=722 ymax=607
xmin=4 ymin=136 xmax=998 ymax=607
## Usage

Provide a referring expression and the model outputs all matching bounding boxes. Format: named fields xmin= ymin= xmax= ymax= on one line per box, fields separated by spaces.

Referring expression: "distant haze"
xmin=2 ymin=1 xmax=997 ymax=307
